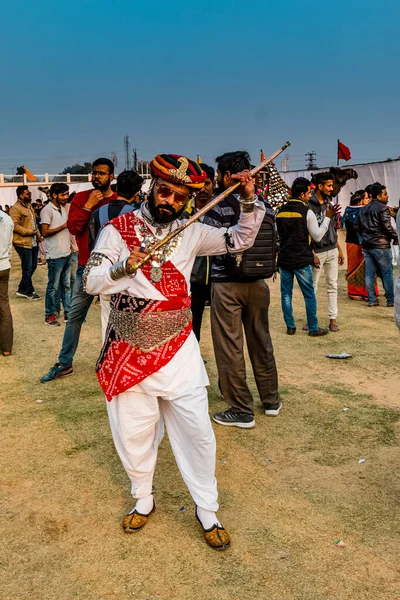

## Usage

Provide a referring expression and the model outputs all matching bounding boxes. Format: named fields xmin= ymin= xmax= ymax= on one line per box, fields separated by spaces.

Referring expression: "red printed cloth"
xmin=96 ymin=212 xmax=192 ymax=401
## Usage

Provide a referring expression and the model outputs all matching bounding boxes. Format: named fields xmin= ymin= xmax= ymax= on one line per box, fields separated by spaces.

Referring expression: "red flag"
xmin=260 ymin=149 xmax=265 ymax=162
xmin=337 ymin=140 xmax=351 ymax=162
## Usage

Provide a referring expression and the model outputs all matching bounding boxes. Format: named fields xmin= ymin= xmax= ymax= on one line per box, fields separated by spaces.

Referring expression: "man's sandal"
xmin=195 ymin=508 xmax=230 ymax=550
xmin=122 ymin=502 xmax=156 ymax=533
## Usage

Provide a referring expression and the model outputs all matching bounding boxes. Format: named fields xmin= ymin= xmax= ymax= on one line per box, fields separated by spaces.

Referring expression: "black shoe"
xmin=308 ymin=327 xmax=329 ymax=337
xmin=212 ymin=408 xmax=255 ymax=429
xmin=286 ymin=327 xmax=296 ymax=335
xmin=40 ymin=363 xmax=73 ymax=383
xmin=387 ymin=303 xmax=394 ymax=307
xmin=264 ymin=402 xmax=282 ymax=416
xmin=302 ymin=324 xmax=309 ymax=332
xmin=28 ymin=292 xmax=41 ymax=300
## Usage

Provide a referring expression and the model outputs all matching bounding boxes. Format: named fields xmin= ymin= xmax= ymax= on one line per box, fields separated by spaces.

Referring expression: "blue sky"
xmin=1 ymin=0 xmax=399 ymax=174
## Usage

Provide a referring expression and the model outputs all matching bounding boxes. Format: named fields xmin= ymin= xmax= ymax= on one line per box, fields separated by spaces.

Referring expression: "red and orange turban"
xmin=150 ymin=154 xmax=207 ymax=190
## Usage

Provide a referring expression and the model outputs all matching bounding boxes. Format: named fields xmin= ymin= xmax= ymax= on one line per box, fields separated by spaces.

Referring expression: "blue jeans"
xmin=58 ymin=265 xmax=94 ymax=367
xmin=14 ymin=245 xmax=39 ymax=295
xmin=55 ymin=251 xmax=78 ymax=314
xmin=363 ymin=248 xmax=394 ymax=305
xmin=45 ymin=255 xmax=72 ymax=318
xmin=70 ymin=251 xmax=78 ymax=291
xmin=280 ymin=265 xmax=319 ymax=331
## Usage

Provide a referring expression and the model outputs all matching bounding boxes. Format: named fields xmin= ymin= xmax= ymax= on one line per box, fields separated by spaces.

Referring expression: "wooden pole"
xmin=130 ymin=141 xmax=290 ymax=273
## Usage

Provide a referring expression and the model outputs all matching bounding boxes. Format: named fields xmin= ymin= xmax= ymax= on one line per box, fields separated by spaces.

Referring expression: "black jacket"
xmin=276 ymin=199 xmax=314 ymax=270
xmin=308 ymin=192 xmax=338 ymax=253
xmin=354 ymin=199 xmax=398 ymax=249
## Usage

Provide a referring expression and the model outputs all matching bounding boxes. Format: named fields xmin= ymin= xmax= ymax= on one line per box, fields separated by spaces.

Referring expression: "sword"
xmin=130 ymin=141 xmax=290 ymax=273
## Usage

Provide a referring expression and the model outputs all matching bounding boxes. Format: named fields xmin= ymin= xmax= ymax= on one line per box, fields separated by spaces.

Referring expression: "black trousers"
xmin=191 ymin=283 xmax=211 ymax=342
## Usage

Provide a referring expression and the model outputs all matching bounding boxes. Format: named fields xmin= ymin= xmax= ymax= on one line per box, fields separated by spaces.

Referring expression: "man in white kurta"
xmin=84 ymin=154 xmax=265 ymax=550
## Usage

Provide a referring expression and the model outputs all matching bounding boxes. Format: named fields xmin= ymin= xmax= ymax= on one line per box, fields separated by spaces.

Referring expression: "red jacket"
xmin=68 ymin=189 xmax=117 ymax=266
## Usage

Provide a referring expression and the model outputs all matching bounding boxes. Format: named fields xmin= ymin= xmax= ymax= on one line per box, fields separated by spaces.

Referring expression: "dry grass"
xmin=1 ymin=238 xmax=400 ymax=600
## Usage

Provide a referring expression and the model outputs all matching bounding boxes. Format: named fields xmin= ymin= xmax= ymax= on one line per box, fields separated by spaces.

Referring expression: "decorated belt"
xmin=108 ymin=305 xmax=192 ymax=353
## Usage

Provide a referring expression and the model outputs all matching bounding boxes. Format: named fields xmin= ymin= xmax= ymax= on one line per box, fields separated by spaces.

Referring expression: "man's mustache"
xmin=157 ymin=204 xmax=175 ymax=214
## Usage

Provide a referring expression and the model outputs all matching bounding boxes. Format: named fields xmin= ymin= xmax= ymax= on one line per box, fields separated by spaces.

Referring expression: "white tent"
xmin=279 ymin=158 xmax=400 ymax=207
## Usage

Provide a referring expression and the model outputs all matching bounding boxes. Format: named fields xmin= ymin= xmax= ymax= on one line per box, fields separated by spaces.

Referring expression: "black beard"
xmin=147 ymin=190 xmax=187 ymax=223
xmin=92 ymin=181 xmax=110 ymax=193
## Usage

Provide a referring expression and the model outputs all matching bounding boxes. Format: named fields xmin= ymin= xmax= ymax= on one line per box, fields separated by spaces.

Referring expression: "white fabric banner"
xmin=280 ymin=159 xmax=400 ymax=207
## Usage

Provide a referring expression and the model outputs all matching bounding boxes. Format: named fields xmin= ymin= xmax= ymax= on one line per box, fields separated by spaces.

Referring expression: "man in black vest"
xmin=203 ymin=151 xmax=279 ymax=429
xmin=276 ymin=177 xmax=340 ymax=336
xmin=308 ymin=172 xmax=345 ymax=332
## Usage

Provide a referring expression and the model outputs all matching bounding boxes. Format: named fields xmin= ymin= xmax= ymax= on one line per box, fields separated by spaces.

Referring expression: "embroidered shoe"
xmin=122 ymin=502 xmax=156 ymax=533
xmin=195 ymin=508 xmax=230 ymax=551
xmin=212 ymin=408 xmax=255 ymax=429
xmin=40 ymin=363 xmax=73 ymax=383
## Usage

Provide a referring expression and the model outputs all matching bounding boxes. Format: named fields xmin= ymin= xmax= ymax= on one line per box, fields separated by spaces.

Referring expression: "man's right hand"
xmin=84 ymin=190 xmax=104 ymax=211
xmin=326 ymin=204 xmax=341 ymax=219
xmin=313 ymin=253 xmax=320 ymax=268
xmin=127 ymin=247 xmax=150 ymax=270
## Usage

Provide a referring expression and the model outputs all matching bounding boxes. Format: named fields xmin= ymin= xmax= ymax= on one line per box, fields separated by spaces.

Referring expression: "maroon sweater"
xmin=68 ymin=189 xmax=117 ymax=266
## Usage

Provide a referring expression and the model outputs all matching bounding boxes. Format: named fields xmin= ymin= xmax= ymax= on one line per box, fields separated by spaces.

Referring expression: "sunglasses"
xmin=156 ymin=183 xmax=190 ymax=206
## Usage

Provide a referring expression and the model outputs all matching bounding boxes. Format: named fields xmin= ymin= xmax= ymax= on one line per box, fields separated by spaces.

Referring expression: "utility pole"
xmin=111 ymin=152 xmax=118 ymax=170
xmin=124 ymin=135 xmax=131 ymax=170
xmin=305 ymin=151 xmax=317 ymax=170
xmin=133 ymin=148 xmax=138 ymax=171
xmin=281 ymin=154 xmax=290 ymax=172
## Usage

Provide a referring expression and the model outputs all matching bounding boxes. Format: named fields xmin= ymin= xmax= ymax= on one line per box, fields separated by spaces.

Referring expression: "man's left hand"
xmin=229 ymin=170 xmax=255 ymax=199
xmin=338 ymin=250 xmax=345 ymax=265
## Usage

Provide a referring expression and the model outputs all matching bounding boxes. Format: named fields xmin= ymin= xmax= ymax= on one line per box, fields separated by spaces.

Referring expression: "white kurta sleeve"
xmin=84 ymin=224 xmax=132 ymax=295
xmin=194 ymin=200 xmax=266 ymax=257
xmin=307 ymin=209 xmax=331 ymax=242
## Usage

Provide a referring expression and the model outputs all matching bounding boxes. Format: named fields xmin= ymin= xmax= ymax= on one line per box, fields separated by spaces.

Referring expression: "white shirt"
xmin=40 ymin=203 xmax=71 ymax=259
xmin=306 ymin=210 xmax=331 ymax=242
xmin=86 ymin=202 xmax=266 ymax=397
xmin=0 ymin=211 xmax=14 ymax=271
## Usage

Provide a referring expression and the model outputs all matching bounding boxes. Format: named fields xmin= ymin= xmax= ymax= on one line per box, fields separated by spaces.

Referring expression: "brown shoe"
xmin=329 ymin=320 xmax=340 ymax=332
xmin=122 ymin=502 xmax=155 ymax=533
xmin=195 ymin=509 xmax=231 ymax=550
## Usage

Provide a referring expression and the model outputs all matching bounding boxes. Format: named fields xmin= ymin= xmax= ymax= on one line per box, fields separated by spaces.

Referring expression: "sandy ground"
xmin=1 ymin=242 xmax=400 ymax=600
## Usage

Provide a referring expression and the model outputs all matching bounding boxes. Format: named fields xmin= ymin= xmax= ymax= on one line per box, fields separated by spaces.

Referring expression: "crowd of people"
xmin=0 ymin=151 xmax=399 ymax=552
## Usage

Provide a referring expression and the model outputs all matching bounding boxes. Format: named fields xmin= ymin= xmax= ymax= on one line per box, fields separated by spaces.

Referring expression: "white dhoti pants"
xmin=106 ymin=386 xmax=219 ymax=512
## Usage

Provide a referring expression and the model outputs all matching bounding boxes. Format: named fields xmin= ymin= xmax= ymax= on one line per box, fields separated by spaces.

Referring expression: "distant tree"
xmin=61 ymin=162 xmax=92 ymax=174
